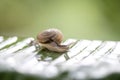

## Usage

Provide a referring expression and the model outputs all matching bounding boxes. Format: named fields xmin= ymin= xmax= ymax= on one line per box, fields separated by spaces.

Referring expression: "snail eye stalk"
xmin=35 ymin=28 xmax=69 ymax=53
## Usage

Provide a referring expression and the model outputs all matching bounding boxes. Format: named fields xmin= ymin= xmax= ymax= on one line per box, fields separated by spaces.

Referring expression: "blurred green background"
xmin=0 ymin=0 xmax=120 ymax=40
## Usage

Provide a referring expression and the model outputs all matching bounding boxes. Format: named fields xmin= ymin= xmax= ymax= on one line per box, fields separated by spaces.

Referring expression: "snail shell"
xmin=37 ymin=28 xmax=69 ymax=52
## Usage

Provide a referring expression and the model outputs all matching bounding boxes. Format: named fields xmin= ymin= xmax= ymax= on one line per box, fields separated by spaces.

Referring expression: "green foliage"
xmin=0 ymin=0 xmax=120 ymax=40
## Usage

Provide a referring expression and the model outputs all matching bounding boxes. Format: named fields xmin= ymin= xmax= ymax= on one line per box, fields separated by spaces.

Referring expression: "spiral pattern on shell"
xmin=36 ymin=28 xmax=68 ymax=53
xmin=37 ymin=28 xmax=63 ymax=45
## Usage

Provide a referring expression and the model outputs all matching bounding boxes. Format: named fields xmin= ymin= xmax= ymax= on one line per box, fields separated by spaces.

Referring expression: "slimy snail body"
xmin=36 ymin=28 xmax=69 ymax=53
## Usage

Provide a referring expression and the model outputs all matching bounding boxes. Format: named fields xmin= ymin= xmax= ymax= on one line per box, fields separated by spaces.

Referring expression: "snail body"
xmin=37 ymin=28 xmax=69 ymax=53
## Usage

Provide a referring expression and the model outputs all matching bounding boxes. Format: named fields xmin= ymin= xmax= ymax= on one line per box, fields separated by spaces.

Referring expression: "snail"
xmin=36 ymin=28 xmax=69 ymax=53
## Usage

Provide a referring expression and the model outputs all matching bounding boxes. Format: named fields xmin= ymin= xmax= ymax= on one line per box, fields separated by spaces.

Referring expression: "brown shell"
xmin=36 ymin=28 xmax=69 ymax=52
xmin=37 ymin=28 xmax=63 ymax=45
